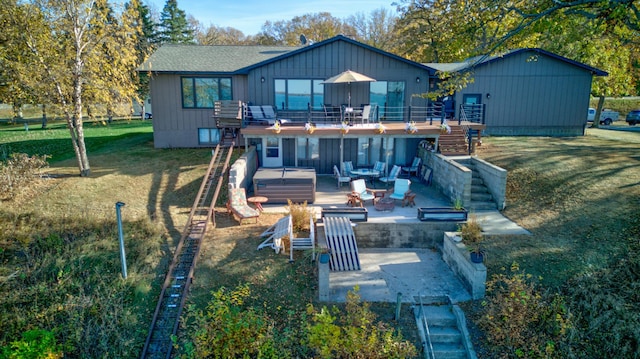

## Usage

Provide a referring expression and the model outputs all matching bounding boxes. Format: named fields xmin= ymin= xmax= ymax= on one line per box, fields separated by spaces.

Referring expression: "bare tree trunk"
xmin=592 ymin=96 xmax=605 ymax=128
xmin=41 ymin=104 xmax=47 ymax=129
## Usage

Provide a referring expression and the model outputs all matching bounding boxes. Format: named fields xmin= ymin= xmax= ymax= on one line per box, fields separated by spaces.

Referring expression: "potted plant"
xmin=459 ymin=215 xmax=484 ymax=263
xmin=305 ymin=122 xmax=316 ymax=134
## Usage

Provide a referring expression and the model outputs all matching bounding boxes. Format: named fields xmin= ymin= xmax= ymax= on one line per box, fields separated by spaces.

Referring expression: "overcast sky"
xmin=146 ymin=0 xmax=397 ymax=36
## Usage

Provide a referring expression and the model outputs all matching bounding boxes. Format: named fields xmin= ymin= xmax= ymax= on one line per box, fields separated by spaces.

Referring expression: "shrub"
xmin=181 ymin=284 xmax=286 ymax=358
xmin=0 ymin=152 xmax=49 ymax=201
xmin=286 ymin=200 xmax=313 ymax=233
xmin=1 ymin=329 xmax=63 ymax=359
xmin=306 ymin=287 xmax=418 ymax=359
xmin=459 ymin=215 xmax=483 ymax=253
xmin=478 ymin=262 xmax=571 ymax=359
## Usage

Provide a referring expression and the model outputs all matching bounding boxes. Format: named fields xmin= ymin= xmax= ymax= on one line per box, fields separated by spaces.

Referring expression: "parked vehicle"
xmin=587 ymin=108 xmax=619 ymax=125
xmin=626 ymin=109 xmax=640 ymax=126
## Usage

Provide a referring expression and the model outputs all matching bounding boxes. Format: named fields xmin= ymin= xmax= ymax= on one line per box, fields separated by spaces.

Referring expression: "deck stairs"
xmin=414 ymin=296 xmax=476 ymax=359
xmin=438 ymin=126 xmax=470 ymax=156
xmin=141 ymin=144 xmax=234 ymax=359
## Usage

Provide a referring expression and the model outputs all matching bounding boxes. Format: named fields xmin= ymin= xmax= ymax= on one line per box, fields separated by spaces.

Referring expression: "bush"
xmin=1 ymin=329 xmax=63 ymax=359
xmin=478 ymin=262 xmax=571 ymax=359
xmin=0 ymin=152 xmax=49 ymax=201
xmin=181 ymin=284 xmax=287 ymax=359
xmin=286 ymin=200 xmax=313 ymax=233
xmin=306 ymin=287 xmax=418 ymax=359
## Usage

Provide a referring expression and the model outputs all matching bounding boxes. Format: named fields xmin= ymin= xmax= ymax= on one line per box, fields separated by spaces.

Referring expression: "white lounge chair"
xmin=350 ymin=179 xmax=375 ymax=205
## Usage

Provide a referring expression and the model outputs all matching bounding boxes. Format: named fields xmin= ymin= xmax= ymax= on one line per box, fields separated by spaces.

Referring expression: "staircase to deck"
xmin=438 ymin=126 xmax=470 ymax=156
xmin=414 ymin=296 xmax=476 ymax=359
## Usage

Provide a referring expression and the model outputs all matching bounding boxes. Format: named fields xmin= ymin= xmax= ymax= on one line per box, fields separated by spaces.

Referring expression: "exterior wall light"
xmin=261 ymin=76 xmax=265 ymax=83
xmin=486 ymin=93 xmax=491 ymax=99
xmin=416 ymin=76 xmax=421 ymax=83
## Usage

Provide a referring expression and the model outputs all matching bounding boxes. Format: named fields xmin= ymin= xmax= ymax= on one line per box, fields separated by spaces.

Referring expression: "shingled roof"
xmin=138 ymin=44 xmax=299 ymax=74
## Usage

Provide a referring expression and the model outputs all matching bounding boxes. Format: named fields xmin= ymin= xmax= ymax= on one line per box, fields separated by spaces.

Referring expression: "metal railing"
xmin=415 ymin=295 xmax=436 ymax=359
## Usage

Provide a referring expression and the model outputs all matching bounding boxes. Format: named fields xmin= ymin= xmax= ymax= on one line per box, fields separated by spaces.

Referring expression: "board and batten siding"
xmin=150 ymin=73 xmax=248 ymax=148
xmin=246 ymin=40 xmax=431 ymax=110
xmin=456 ymin=51 xmax=594 ymax=136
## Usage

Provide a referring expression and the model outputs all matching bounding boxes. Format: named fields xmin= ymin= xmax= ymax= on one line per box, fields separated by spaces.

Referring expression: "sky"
xmin=146 ymin=0 xmax=398 ymax=36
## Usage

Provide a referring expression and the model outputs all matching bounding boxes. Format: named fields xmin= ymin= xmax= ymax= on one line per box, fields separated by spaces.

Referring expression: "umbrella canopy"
xmin=322 ymin=70 xmax=376 ymax=84
xmin=322 ymin=70 xmax=376 ymax=108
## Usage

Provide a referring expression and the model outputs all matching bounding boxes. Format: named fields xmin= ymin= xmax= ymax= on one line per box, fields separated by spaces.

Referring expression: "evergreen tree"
xmin=157 ymin=0 xmax=194 ymax=44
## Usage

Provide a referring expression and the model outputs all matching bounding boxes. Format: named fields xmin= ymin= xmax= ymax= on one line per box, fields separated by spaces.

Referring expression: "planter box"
xmin=321 ymin=207 xmax=368 ymax=222
xmin=417 ymin=207 xmax=468 ymax=222
xmin=442 ymin=232 xmax=486 ymax=299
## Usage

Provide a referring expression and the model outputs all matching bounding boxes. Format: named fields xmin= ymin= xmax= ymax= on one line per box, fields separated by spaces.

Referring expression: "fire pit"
xmin=374 ymin=197 xmax=395 ymax=211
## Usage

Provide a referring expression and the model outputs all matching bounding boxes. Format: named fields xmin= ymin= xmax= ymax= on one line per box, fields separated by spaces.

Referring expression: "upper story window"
xmin=275 ymin=79 xmax=324 ymax=111
xmin=182 ymin=77 xmax=232 ymax=108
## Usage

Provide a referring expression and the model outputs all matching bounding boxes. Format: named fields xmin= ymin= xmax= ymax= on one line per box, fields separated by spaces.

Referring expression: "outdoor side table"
xmin=402 ymin=191 xmax=416 ymax=207
xmin=247 ymin=196 xmax=268 ymax=212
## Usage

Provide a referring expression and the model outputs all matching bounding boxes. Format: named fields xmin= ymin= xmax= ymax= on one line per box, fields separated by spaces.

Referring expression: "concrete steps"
xmin=467 ymin=164 xmax=497 ymax=211
xmin=415 ymin=304 xmax=471 ymax=359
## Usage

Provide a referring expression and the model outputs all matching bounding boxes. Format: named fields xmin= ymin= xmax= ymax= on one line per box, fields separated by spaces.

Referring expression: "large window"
xmin=370 ymin=81 xmax=405 ymax=121
xmin=182 ymin=77 xmax=232 ymax=108
xmin=357 ymin=137 xmax=383 ymax=166
xmin=297 ymin=138 xmax=319 ymax=160
xmin=275 ymin=79 xmax=324 ymax=110
xmin=198 ymin=128 xmax=220 ymax=145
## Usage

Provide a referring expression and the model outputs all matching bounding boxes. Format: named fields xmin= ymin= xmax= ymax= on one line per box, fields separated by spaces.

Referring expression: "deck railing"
xmin=240 ymin=102 xmax=464 ymax=126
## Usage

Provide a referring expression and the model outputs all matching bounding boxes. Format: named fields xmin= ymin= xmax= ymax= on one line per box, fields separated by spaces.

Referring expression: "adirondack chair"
xmin=350 ymin=179 xmax=375 ymax=205
xmin=334 ymin=165 xmax=351 ymax=188
xmin=227 ymin=187 xmax=260 ymax=224
xmin=290 ymin=217 xmax=315 ymax=263
xmin=388 ymin=178 xmax=411 ymax=203
xmin=378 ymin=165 xmax=401 ymax=188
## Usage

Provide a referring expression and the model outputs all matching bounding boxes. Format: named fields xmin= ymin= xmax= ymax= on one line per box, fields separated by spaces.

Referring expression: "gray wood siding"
xmin=247 ymin=41 xmax=430 ymax=109
xmin=150 ymin=74 xmax=247 ymax=147
xmin=456 ymin=51 xmax=593 ymax=136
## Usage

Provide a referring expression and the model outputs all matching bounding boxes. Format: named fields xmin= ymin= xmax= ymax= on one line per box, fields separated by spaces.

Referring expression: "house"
xmin=427 ymin=49 xmax=607 ymax=136
xmin=138 ymin=36 xmax=603 ymax=174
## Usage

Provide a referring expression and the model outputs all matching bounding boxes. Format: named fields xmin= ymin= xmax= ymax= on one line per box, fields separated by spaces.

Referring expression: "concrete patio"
xmin=253 ymin=173 xmax=528 ymax=303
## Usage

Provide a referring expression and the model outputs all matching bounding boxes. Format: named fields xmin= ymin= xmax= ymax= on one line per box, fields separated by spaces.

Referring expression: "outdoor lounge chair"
xmin=248 ymin=105 xmax=267 ymax=124
xmin=227 ymin=187 xmax=260 ymax=224
xmin=334 ymin=165 xmax=351 ymax=188
xmin=350 ymin=179 xmax=375 ymax=205
xmin=355 ymin=104 xmax=372 ymax=124
xmin=401 ymin=157 xmax=421 ymax=178
xmin=388 ymin=178 xmax=411 ymax=203
xmin=290 ymin=217 xmax=315 ymax=263
xmin=261 ymin=105 xmax=277 ymax=121
xmin=379 ymin=164 xmax=401 ymax=188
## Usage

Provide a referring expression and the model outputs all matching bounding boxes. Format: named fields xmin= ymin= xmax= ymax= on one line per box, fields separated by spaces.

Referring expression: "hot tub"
xmin=253 ymin=167 xmax=316 ymax=204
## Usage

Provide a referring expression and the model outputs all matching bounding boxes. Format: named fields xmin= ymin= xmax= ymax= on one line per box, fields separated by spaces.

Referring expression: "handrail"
xmin=417 ymin=295 xmax=436 ymax=359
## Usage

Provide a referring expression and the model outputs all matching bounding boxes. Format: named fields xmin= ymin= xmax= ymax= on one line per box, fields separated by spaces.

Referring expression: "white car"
xmin=587 ymin=108 xmax=619 ymax=125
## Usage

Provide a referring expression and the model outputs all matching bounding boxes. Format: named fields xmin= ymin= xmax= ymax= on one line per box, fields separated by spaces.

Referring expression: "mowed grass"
xmin=476 ymin=129 xmax=640 ymax=287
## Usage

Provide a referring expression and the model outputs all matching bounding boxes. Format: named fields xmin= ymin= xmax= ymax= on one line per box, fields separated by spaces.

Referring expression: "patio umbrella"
xmin=322 ymin=70 xmax=376 ymax=108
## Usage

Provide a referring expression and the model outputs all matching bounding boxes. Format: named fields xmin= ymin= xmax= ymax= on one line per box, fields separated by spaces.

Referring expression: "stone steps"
xmin=416 ymin=304 xmax=472 ymax=359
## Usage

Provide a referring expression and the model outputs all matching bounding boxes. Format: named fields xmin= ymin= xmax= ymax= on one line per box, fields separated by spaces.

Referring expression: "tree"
xmin=157 ymin=0 xmax=194 ymax=44
xmin=3 ymin=0 xmax=141 ymax=176
xmin=258 ymin=12 xmax=351 ymax=46
xmin=346 ymin=8 xmax=398 ymax=52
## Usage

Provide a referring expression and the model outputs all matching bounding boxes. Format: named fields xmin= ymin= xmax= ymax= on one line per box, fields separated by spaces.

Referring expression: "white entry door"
xmin=262 ymin=137 xmax=283 ymax=167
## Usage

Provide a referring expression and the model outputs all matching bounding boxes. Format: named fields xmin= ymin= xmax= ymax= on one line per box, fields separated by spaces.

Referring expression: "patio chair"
xmin=341 ymin=161 xmax=356 ymax=179
xmin=355 ymin=104 xmax=372 ymax=124
xmin=379 ymin=165 xmax=401 ymax=188
xmin=334 ymin=165 xmax=351 ymax=188
xmin=350 ymin=179 xmax=375 ymax=205
xmin=373 ymin=161 xmax=385 ymax=174
xmin=289 ymin=217 xmax=315 ymax=263
xmin=388 ymin=178 xmax=411 ymax=203
xmin=227 ymin=187 xmax=260 ymax=224
xmin=323 ymin=104 xmax=340 ymax=123
xmin=401 ymin=157 xmax=421 ymax=178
